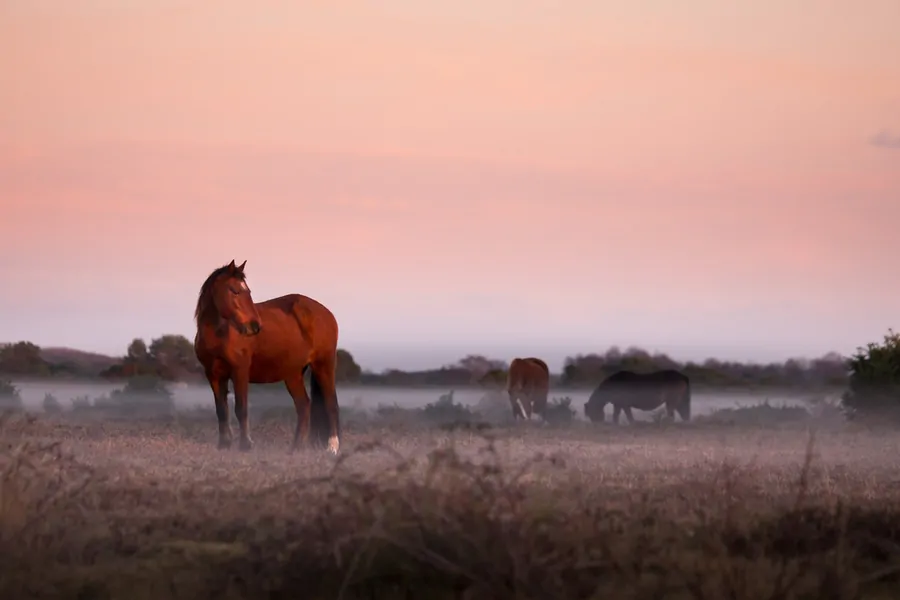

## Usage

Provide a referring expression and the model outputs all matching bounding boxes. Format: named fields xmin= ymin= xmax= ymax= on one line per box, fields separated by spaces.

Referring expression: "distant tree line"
xmin=0 ymin=338 xmax=849 ymax=390
xmin=357 ymin=348 xmax=849 ymax=390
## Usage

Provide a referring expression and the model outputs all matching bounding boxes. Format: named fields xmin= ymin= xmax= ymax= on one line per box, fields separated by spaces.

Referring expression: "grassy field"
xmin=2 ymin=402 xmax=900 ymax=599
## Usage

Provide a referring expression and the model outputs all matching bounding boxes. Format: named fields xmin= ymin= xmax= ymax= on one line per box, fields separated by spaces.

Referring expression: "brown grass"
xmin=2 ymin=409 xmax=900 ymax=599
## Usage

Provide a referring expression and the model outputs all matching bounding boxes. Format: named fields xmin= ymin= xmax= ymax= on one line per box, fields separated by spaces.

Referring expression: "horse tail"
xmin=307 ymin=365 xmax=332 ymax=448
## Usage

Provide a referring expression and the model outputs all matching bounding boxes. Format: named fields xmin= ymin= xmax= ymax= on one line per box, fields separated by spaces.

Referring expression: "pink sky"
xmin=2 ymin=1 xmax=899 ymax=371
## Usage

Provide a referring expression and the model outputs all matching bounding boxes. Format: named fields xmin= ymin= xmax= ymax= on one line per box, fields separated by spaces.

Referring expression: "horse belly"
xmin=248 ymin=351 xmax=299 ymax=384
xmin=628 ymin=390 xmax=664 ymax=410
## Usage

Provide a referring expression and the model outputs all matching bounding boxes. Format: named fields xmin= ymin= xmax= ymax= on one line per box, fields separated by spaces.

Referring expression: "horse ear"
xmin=227 ymin=259 xmax=236 ymax=272
xmin=237 ymin=260 xmax=247 ymax=273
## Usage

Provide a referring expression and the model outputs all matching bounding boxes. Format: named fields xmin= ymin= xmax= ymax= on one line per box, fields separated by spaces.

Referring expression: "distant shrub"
xmin=42 ymin=393 xmax=63 ymax=414
xmin=116 ymin=375 xmax=174 ymax=399
xmin=801 ymin=393 xmax=846 ymax=422
xmin=71 ymin=395 xmax=92 ymax=412
xmin=0 ymin=379 xmax=23 ymax=411
xmin=97 ymin=375 xmax=176 ymax=419
xmin=698 ymin=400 xmax=810 ymax=426
xmin=422 ymin=391 xmax=477 ymax=425
xmin=842 ymin=329 xmax=900 ymax=423
xmin=542 ymin=396 xmax=576 ymax=426
xmin=473 ymin=391 xmax=514 ymax=425
xmin=369 ymin=392 xmax=483 ymax=429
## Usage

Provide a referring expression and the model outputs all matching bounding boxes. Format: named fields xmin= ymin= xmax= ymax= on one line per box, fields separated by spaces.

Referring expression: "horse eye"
xmin=229 ymin=288 xmax=239 ymax=295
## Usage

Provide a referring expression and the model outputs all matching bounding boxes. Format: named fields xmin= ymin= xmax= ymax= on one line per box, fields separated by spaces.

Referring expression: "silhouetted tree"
xmin=0 ymin=341 xmax=50 ymax=376
xmin=127 ymin=338 xmax=149 ymax=362
xmin=842 ymin=329 xmax=900 ymax=422
xmin=336 ymin=349 xmax=362 ymax=383
xmin=148 ymin=334 xmax=199 ymax=379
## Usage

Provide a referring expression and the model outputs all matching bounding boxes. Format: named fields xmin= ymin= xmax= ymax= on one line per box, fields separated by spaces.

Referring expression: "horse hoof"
xmin=239 ymin=438 xmax=254 ymax=452
xmin=327 ymin=435 xmax=340 ymax=455
xmin=218 ymin=438 xmax=232 ymax=450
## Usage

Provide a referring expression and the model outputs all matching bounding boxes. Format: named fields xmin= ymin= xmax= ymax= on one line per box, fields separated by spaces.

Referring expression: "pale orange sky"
xmin=2 ymin=1 xmax=899 ymax=370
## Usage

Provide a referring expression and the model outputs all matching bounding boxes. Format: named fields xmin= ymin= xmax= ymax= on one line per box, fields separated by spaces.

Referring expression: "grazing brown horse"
xmin=193 ymin=260 xmax=341 ymax=454
xmin=583 ymin=369 xmax=691 ymax=424
xmin=506 ymin=357 xmax=550 ymax=421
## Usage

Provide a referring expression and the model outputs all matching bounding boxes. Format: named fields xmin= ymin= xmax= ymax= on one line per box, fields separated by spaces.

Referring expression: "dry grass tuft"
xmin=2 ymin=408 xmax=900 ymax=599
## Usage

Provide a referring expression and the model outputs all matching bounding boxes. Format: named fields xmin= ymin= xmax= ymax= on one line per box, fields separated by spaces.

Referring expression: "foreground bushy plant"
xmin=842 ymin=329 xmax=900 ymax=422
xmin=2 ymin=416 xmax=900 ymax=599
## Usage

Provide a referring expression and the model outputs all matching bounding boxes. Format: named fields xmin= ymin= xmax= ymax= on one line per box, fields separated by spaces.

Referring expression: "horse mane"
xmin=194 ymin=264 xmax=246 ymax=324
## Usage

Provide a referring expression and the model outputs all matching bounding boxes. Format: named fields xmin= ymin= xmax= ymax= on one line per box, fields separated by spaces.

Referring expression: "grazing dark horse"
xmin=583 ymin=369 xmax=691 ymax=425
xmin=193 ymin=260 xmax=341 ymax=454
xmin=506 ymin=357 xmax=550 ymax=421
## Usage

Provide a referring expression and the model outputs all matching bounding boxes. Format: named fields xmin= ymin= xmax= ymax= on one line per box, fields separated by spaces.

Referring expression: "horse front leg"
xmin=208 ymin=372 xmax=233 ymax=449
xmin=665 ymin=401 xmax=677 ymax=421
xmin=232 ymin=370 xmax=253 ymax=451
xmin=509 ymin=391 xmax=527 ymax=421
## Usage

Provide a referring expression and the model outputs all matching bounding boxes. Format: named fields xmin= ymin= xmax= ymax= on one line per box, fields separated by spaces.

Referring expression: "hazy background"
xmin=3 ymin=1 xmax=899 ymax=372
xmin=11 ymin=380 xmax=815 ymax=420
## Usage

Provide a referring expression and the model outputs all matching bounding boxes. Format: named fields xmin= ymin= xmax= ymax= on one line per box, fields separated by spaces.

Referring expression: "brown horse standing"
xmin=506 ymin=357 xmax=550 ymax=421
xmin=583 ymin=369 xmax=691 ymax=425
xmin=193 ymin=260 xmax=341 ymax=454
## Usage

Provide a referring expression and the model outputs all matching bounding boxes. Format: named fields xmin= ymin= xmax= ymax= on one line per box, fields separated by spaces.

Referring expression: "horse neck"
xmin=196 ymin=302 xmax=223 ymax=330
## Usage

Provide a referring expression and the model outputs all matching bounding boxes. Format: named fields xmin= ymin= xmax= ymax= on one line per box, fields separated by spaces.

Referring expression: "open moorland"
xmin=2 ymin=392 xmax=900 ymax=600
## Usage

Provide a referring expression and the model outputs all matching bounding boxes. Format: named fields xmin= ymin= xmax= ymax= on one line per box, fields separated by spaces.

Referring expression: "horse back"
xmin=507 ymin=357 xmax=550 ymax=393
xmin=240 ymin=295 xmax=339 ymax=381
xmin=601 ymin=369 xmax=689 ymax=410
xmin=254 ymin=294 xmax=338 ymax=349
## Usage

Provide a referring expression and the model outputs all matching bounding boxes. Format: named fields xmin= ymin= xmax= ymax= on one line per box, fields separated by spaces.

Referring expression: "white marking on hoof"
xmin=515 ymin=399 xmax=527 ymax=420
xmin=327 ymin=435 xmax=340 ymax=455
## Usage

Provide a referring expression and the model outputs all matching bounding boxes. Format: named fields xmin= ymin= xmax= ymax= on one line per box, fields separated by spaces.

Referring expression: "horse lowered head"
xmin=583 ymin=397 xmax=607 ymax=423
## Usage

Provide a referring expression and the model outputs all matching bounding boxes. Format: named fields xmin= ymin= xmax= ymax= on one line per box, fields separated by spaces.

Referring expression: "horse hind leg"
xmin=309 ymin=359 xmax=341 ymax=455
xmin=663 ymin=391 xmax=677 ymax=421
xmin=612 ymin=404 xmax=622 ymax=425
xmin=675 ymin=384 xmax=691 ymax=422
xmin=284 ymin=373 xmax=311 ymax=452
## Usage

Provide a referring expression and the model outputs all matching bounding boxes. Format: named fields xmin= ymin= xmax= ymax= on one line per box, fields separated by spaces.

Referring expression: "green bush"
xmin=842 ymin=329 xmax=900 ymax=422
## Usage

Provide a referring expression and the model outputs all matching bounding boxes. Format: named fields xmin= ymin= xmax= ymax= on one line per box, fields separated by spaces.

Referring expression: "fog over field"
xmin=10 ymin=379 xmax=817 ymax=419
